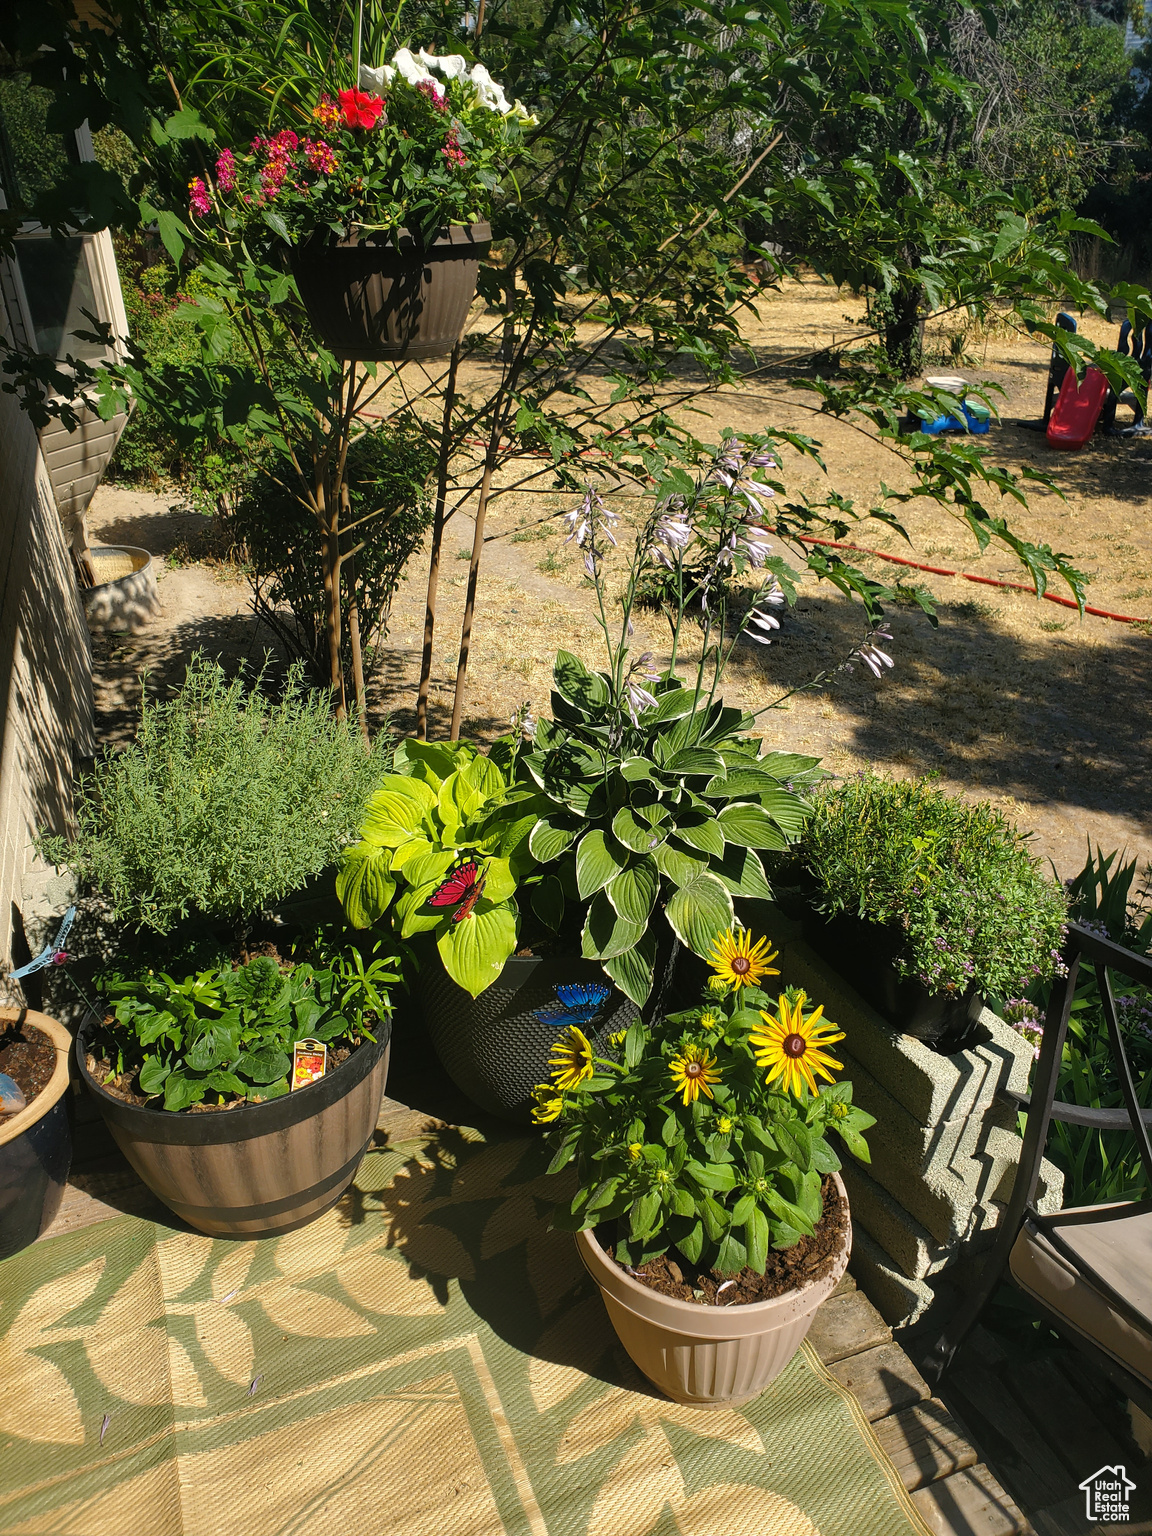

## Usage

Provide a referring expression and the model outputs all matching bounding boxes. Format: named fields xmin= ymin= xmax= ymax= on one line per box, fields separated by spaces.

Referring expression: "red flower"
xmin=338 ymin=89 xmax=384 ymax=130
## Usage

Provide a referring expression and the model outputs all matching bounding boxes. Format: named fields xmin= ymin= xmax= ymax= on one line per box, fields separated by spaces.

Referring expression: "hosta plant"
xmin=92 ymin=942 xmax=398 ymax=1113
xmin=511 ymin=432 xmax=905 ymax=1007
xmin=336 ymin=738 xmax=537 ymax=997
xmin=537 ymin=928 xmax=876 ymax=1272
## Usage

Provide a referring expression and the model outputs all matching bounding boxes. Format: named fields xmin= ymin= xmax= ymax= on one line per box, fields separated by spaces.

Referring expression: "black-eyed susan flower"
xmin=707 ymin=927 xmax=779 ymax=991
xmin=698 ymin=1008 xmax=722 ymax=1031
xmin=627 ymin=1141 xmax=643 ymax=1159
xmin=548 ymin=1025 xmax=594 ymax=1090
xmin=668 ymin=1041 xmax=722 ymax=1105
xmin=715 ymin=1114 xmax=734 ymax=1134
xmin=749 ymin=991 xmax=845 ymax=1097
xmin=530 ymin=1084 xmax=564 ymax=1123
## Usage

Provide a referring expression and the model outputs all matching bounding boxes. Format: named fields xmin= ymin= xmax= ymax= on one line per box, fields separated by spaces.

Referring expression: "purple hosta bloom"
xmin=738 ymin=525 xmax=774 ymax=568
xmin=748 ymin=449 xmax=778 ymax=471
xmin=745 ymin=602 xmax=782 ymax=645
xmin=563 ymin=485 xmax=617 ymax=551
xmin=649 ymin=509 xmax=693 ymax=568
xmin=623 ymin=654 xmax=660 ymax=725
xmin=854 ymin=623 xmax=895 ymax=680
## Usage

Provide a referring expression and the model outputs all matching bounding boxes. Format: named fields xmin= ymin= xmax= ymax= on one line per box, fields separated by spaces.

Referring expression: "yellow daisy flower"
xmin=749 ymin=991 xmax=846 ymax=1097
xmin=548 ymin=1025 xmax=594 ymax=1090
xmin=627 ymin=1141 xmax=643 ymax=1159
xmin=698 ymin=1009 xmax=722 ymax=1031
xmin=530 ymin=1084 xmax=564 ymax=1123
xmin=668 ymin=1041 xmax=723 ymax=1105
xmin=707 ymin=928 xmax=779 ymax=991
xmin=715 ymin=1114 xmax=734 ymax=1134
xmin=608 ymin=1029 xmax=627 ymax=1047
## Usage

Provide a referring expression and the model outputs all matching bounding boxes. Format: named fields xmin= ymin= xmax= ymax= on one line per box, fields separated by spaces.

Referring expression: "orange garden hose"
xmin=792 ymin=535 xmax=1148 ymax=626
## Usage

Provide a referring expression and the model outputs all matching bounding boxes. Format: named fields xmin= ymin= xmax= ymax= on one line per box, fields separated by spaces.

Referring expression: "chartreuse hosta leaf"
xmin=360 ymin=784 xmax=434 ymax=847
xmin=437 ymin=900 xmax=518 ymax=997
xmin=392 ymin=736 xmax=473 ymax=785
xmin=336 ymin=842 xmax=396 ymax=928
xmin=665 ymin=870 xmax=735 ymax=956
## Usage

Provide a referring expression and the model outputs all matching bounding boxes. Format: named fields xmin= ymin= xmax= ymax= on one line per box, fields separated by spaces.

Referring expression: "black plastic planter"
xmin=289 ymin=222 xmax=492 ymax=361
xmin=800 ymin=904 xmax=985 ymax=1053
xmin=76 ymin=1016 xmax=392 ymax=1237
xmin=0 ymin=1010 xmax=73 ymax=1261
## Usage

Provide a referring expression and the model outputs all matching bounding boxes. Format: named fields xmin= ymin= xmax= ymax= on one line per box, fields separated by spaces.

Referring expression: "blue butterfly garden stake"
xmin=533 ymin=982 xmax=613 ymax=1030
xmin=8 ymin=906 xmax=76 ymax=983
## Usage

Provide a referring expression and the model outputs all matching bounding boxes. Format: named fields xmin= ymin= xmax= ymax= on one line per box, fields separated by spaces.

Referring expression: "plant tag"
xmin=0 ymin=1072 xmax=27 ymax=1115
xmin=290 ymin=1039 xmax=327 ymax=1091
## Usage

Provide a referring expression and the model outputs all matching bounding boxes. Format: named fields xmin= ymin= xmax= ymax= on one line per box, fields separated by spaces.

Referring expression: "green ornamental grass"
xmin=800 ymin=773 xmax=1068 ymax=999
xmin=44 ymin=656 xmax=388 ymax=934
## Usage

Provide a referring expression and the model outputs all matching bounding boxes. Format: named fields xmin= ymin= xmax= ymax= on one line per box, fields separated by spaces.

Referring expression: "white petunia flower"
xmin=359 ymin=63 xmax=395 ymax=90
xmin=420 ymin=49 xmax=469 ymax=79
xmin=469 ymin=62 xmax=512 ymax=113
xmin=392 ymin=48 xmax=433 ymax=86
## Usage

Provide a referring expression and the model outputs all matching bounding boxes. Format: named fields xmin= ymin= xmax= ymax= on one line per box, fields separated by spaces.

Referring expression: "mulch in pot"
xmin=0 ymin=1021 xmax=57 ymax=1108
xmin=606 ymin=1174 xmax=847 ymax=1306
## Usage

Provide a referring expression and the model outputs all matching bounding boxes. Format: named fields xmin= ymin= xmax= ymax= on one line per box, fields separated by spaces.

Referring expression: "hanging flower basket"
xmin=289 ymin=221 xmax=492 ymax=361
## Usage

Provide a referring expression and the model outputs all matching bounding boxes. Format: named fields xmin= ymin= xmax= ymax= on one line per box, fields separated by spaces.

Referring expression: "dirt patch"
xmin=84 ymin=277 xmax=1152 ymax=879
xmin=604 ymin=1174 xmax=847 ymax=1305
xmin=0 ymin=1022 xmax=57 ymax=1107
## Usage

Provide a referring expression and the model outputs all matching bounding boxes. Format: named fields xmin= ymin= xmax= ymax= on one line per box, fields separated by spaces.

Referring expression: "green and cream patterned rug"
xmin=0 ymin=1125 xmax=930 ymax=1535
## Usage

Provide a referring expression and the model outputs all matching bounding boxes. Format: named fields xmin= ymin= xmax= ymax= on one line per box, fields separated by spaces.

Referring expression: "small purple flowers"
xmin=623 ymin=653 xmax=661 ymax=725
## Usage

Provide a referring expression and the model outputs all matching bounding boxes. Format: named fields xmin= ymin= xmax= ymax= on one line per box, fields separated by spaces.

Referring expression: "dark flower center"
xmin=731 ymin=955 xmax=751 ymax=974
xmin=685 ymin=1061 xmax=704 ymax=1078
xmin=783 ymin=1033 xmax=807 ymax=1058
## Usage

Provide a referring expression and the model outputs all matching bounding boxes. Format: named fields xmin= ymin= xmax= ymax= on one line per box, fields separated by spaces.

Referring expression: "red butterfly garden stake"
xmin=429 ymin=860 xmax=487 ymax=922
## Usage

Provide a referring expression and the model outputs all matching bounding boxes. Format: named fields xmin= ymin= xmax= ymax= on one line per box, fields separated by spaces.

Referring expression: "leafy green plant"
xmin=336 ymin=738 xmax=537 ymax=997
xmin=1017 ymin=843 xmax=1152 ymax=1205
xmin=93 ymin=940 xmax=399 ymax=1112
xmin=42 ymin=656 xmax=387 ymax=935
xmin=227 ymin=421 xmax=435 ymax=682
xmin=538 ymin=928 xmax=875 ymax=1273
xmin=798 ymin=773 xmax=1068 ymax=998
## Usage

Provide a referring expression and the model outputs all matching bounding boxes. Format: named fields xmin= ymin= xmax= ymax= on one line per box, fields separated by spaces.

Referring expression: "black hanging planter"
xmin=289 ymin=221 xmax=492 ymax=361
xmin=800 ymin=903 xmax=986 ymax=1053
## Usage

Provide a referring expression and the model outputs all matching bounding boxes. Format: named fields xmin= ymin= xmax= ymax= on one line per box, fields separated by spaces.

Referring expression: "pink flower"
xmin=271 ymin=128 xmax=299 ymax=153
xmin=312 ymin=95 xmax=342 ymax=129
xmin=304 ymin=138 xmax=338 ymax=175
xmin=442 ymin=126 xmax=467 ymax=166
xmin=417 ymin=78 xmax=450 ymax=113
xmin=188 ymin=177 xmax=211 ymax=216
xmin=215 ymin=147 xmax=236 ymax=192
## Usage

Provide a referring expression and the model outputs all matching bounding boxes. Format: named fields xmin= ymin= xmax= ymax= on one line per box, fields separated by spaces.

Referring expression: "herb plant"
xmin=538 ymin=928 xmax=875 ymax=1273
xmin=41 ymin=656 xmax=387 ymax=935
xmin=94 ymin=942 xmax=398 ymax=1112
xmin=798 ymin=773 xmax=1068 ymax=998
xmin=336 ymin=738 xmax=537 ymax=997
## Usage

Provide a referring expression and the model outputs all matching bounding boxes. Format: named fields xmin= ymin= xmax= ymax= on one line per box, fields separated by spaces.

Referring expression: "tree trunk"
xmin=884 ymin=278 xmax=925 ymax=379
xmin=416 ymin=344 xmax=461 ymax=740
xmin=342 ymin=483 xmax=370 ymax=746
xmin=318 ymin=472 xmax=346 ymax=719
xmin=449 ymin=453 xmax=496 ymax=741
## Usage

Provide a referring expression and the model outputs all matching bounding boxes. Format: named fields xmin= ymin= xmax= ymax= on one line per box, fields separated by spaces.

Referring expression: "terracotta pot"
xmin=289 ymin=222 xmax=492 ymax=360
xmin=576 ymin=1172 xmax=851 ymax=1409
xmin=0 ymin=1010 xmax=73 ymax=1260
xmin=76 ymin=1017 xmax=391 ymax=1237
xmin=800 ymin=901 xmax=984 ymax=1052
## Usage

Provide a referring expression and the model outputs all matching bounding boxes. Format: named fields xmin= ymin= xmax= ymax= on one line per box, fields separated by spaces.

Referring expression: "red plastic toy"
xmin=1046 ymin=365 xmax=1110 ymax=449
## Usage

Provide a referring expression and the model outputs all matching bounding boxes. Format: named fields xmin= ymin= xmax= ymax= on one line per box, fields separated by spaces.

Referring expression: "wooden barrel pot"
xmin=0 ymin=1010 xmax=73 ymax=1261
xmin=76 ymin=1020 xmax=391 ymax=1238
xmin=289 ymin=222 xmax=491 ymax=361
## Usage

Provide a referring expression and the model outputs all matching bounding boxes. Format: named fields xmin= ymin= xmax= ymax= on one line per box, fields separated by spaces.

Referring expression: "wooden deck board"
xmin=808 ymin=1288 xmax=891 ymax=1365
xmin=911 ymin=1464 xmax=1034 ymax=1536
xmin=873 ymin=1398 xmax=979 ymax=1492
xmin=827 ymin=1341 xmax=932 ymax=1421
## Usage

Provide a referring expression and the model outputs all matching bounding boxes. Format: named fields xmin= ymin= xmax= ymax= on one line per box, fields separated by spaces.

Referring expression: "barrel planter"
xmin=800 ymin=902 xmax=984 ymax=1053
xmin=576 ymin=1173 xmax=851 ymax=1409
xmin=76 ymin=1018 xmax=391 ymax=1238
xmin=0 ymin=1010 xmax=73 ymax=1261
xmin=289 ymin=222 xmax=491 ymax=361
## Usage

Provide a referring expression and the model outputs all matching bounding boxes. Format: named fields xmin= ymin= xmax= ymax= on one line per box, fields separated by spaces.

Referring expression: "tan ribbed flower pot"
xmin=576 ymin=1172 xmax=850 ymax=1409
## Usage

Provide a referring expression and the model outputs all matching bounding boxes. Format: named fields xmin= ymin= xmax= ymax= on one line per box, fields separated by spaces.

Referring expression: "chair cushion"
xmin=1010 ymin=1205 xmax=1152 ymax=1390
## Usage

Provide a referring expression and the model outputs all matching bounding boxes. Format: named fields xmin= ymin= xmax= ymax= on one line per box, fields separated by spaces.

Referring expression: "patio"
xmin=16 ymin=1007 xmax=1128 ymax=1536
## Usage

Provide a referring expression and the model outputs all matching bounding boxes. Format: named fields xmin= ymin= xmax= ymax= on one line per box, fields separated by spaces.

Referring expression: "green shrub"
xmin=798 ymin=773 xmax=1068 ymax=999
xmin=42 ymin=656 xmax=388 ymax=934
xmin=226 ymin=421 xmax=434 ymax=680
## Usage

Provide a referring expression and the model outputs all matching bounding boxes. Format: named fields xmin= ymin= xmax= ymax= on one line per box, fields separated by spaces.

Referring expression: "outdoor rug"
xmin=0 ymin=1124 xmax=932 ymax=1536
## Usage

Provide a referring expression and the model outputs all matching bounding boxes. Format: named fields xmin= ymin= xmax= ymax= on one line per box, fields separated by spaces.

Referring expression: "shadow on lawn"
xmin=733 ymin=580 xmax=1152 ymax=853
